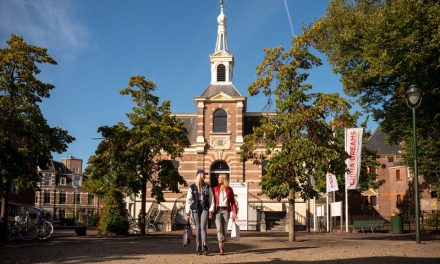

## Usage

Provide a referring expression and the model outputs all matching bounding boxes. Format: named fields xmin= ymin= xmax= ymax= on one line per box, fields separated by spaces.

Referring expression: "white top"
xmin=185 ymin=185 xmax=214 ymax=215
xmin=219 ymin=189 xmax=228 ymax=207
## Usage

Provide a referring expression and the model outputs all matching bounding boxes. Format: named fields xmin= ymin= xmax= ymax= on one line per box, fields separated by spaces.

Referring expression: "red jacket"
xmin=213 ymin=185 xmax=238 ymax=215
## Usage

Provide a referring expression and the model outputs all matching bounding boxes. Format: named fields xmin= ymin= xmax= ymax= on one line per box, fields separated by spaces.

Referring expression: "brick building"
xmin=35 ymin=156 xmax=99 ymax=222
xmin=360 ymin=128 xmax=438 ymax=220
xmin=125 ymin=4 xmax=308 ymax=230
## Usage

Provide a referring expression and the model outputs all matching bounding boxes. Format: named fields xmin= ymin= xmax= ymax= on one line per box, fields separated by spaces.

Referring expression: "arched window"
xmin=213 ymin=109 xmax=227 ymax=132
xmin=217 ymin=64 xmax=226 ymax=82
xmin=211 ymin=160 xmax=229 ymax=171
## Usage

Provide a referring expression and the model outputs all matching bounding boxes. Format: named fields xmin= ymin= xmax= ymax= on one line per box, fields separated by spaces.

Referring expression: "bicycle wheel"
xmin=146 ymin=224 xmax=156 ymax=233
xmin=38 ymin=221 xmax=54 ymax=240
xmin=18 ymin=221 xmax=38 ymax=241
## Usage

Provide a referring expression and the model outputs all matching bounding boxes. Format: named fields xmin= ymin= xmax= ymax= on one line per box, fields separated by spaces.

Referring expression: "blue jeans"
xmin=215 ymin=209 xmax=230 ymax=242
xmin=192 ymin=209 xmax=209 ymax=252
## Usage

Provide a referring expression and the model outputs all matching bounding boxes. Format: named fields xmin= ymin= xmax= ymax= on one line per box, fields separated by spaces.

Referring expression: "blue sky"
xmin=0 ymin=0 xmax=376 ymax=165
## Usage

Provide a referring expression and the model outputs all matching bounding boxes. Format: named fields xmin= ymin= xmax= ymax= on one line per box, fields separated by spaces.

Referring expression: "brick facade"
xmin=36 ymin=156 xmax=99 ymax=221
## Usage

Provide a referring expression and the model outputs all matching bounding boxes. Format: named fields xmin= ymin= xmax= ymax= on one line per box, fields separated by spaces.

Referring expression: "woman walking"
xmin=185 ymin=169 xmax=214 ymax=255
xmin=213 ymin=174 xmax=238 ymax=255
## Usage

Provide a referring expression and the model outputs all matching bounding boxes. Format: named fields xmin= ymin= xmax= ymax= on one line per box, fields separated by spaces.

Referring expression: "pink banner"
xmin=326 ymin=172 xmax=339 ymax=193
xmin=345 ymin=128 xmax=363 ymax=190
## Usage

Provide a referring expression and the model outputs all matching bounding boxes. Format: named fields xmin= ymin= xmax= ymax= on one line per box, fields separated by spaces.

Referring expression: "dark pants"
xmin=192 ymin=209 xmax=209 ymax=252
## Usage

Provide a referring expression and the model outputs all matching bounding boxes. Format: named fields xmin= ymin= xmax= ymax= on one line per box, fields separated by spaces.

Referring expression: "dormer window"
xmin=213 ymin=109 xmax=227 ymax=132
xmin=217 ymin=64 xmax=226 ymax=82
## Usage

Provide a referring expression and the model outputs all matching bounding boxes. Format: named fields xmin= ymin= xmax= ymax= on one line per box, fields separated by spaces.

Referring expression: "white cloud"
xmin=0 ymin=0 xmax=89 ymax=55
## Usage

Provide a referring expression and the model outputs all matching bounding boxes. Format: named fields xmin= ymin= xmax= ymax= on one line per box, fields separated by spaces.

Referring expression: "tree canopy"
xmin=0 ymin=34 xmax=74 ymax=238
xmin=85 ymin=75 xmax=189 ymax=236
xmin=311 ymin=0 xmax=440 ymax=195
xmin=241 ymin=31 xmax=352 ymax=241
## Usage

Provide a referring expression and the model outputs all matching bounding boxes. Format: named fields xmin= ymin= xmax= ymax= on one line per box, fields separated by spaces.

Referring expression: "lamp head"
xmin=405 ymin=84 xmax=423 ymax=108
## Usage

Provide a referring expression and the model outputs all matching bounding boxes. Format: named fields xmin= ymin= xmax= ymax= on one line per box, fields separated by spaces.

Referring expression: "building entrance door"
xmin=209 ymin=161 xmax=230 ymax=228
xmin=209 ymin=160 xmax=230 ymax=188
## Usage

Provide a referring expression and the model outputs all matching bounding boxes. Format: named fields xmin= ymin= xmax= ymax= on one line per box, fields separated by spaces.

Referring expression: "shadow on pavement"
xmin=0 ymin=234 xmax=311 ymax=263
xmin=228 ymin=256 xmax=440 ymax=264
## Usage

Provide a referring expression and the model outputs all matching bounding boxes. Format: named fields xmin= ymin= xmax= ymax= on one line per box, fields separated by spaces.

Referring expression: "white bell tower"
xmin=210 ymin=1 xmax=234 ymax=85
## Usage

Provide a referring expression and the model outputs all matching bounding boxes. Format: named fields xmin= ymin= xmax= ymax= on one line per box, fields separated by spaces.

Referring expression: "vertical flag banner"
xmin=228 ymin=182 xmax=248 ymax=230
xmin=345 ymin=128 xmax=363 ymax=190
xmin=326 ymin=172 xmax=339 ymax=193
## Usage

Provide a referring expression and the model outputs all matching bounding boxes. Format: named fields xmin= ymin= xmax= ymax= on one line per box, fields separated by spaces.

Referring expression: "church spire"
xmin=210 ymin=1 xmax=234 ymax=85
xmin=215 ymin=1 xmax=228 ymax=52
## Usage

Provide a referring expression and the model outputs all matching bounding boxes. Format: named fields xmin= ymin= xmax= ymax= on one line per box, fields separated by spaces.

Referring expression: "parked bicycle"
xmin=35 ymin=212 xmax=53 ymax=240
xmin=8 ymin=211 xmax=38 ymax=241
xmin=7 ymin=208 xmax=53 ymax=241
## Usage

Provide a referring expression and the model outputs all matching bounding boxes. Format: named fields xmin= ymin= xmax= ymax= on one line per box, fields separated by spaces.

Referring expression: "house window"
xmin=88 ymin=194 xmax=95 ymax=205
xmin=213 ymin=109 xmax=227 ymax=132
xmin=396 ymin=169 xmax=401 ymax=181
xmin=58 ymin=209 xmax=65 ymax=220
xmin=370 ymin=196 xmax=377 ymax=207
xmin=59 ymin=192 xmax=66 ymax=204
xmin=60 ymin=177 xmax=66 ymax=185
xmin=44 ymin=192 xmax=51 ymax=204
xmin=73 ymin=176 xmax=81 ymax=187
xmin=397 ymin=194 xmax=402 ymax=207
xmin=75 ymin=193 xmax=80 ymax=204
xmin=387 ymin=156 xmax=394 ymax=162
xmin=217 ymin=64 xmax=226 ymax=82
xmin=44 ymin=175 xmax=51 ymax=186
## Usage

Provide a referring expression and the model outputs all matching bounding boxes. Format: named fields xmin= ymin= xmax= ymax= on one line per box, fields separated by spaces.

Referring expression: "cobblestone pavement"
xmin=0 ymin=229 xmax=439 ymax=264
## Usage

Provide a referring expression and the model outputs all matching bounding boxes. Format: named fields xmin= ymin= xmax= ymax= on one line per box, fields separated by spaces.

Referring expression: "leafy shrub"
xmin=99 ymin=191 xmax=129 ymax=235
xmin=425 ymin=212 xmax=440 ymax=228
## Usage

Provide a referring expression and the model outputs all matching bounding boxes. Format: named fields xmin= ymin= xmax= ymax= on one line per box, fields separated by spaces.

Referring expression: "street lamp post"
xmin=405 ymin=84 xmax=423 ymax=244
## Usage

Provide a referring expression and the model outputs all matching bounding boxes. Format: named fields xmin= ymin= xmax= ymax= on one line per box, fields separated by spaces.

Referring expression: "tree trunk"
xmin=306 ymin=198 xmax=310 ymax=233
xmin=0 ymin=180 xmax=11 ymax=240
xmin=139 ymin=178 xmax=147 ymax=236
xmin=288 ymin=188 xmax=296 ymax=242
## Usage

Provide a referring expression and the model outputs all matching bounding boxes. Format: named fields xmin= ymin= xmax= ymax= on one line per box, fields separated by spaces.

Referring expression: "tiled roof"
xmin=200 ymin=84 xmax=241 ymax=97
xmin=364 ymin=128 xmax=400 ymax=154
xmin=175 ymin=115 xmax=197 ymax=145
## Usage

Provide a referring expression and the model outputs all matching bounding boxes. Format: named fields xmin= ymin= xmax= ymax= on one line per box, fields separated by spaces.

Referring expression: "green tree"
xmin=84 ymin=123 xmax=138 ymax=198
xmin=241 ymin=32 xmax=351 ymax=242
xmin=311 ymin=0 xmax=440 ymax=196
xmin=99 ymin=190 xmax=129 ymax=235
xmin=0 ymin=34 xmax=74 ymax=239
xmin=121 ymin=76 xmax=189 ymax=235
xmin=85 ymin=76 xmax=189 ymax=236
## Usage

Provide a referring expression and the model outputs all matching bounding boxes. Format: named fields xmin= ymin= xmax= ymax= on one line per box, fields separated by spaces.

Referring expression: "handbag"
xmin=231 ymin=221 xmax=240 ymax=238
xmin=183 ymin=220 xmax=192 ymax=246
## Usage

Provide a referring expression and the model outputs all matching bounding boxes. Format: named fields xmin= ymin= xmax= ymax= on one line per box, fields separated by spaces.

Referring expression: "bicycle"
xmin=128 ymin=215 xmax=140 ymax=234
xmin=8 ymin=212 xmax=38 ymax=241
xmin=36 ymin=213 xmax=53 ymax=240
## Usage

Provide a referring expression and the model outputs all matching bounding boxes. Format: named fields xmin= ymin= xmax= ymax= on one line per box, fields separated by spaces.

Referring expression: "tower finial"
xmin=215 ymin=0 xmax=228 ymax=52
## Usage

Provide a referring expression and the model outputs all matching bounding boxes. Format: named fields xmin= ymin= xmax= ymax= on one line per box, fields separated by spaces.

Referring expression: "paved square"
xmin=0 ymin=230 xmax=439 ymax=263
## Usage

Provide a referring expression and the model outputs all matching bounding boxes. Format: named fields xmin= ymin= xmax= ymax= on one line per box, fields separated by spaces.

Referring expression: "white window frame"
xmin=60 ymin=177 xmax=66 ymax=186
xmin=73 ymin=176 xmax=81 ymax=187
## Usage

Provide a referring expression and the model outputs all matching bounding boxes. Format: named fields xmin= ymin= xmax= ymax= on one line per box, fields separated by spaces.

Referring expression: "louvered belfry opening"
xmin=217 ymin=64 xmax=226 ymax=82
